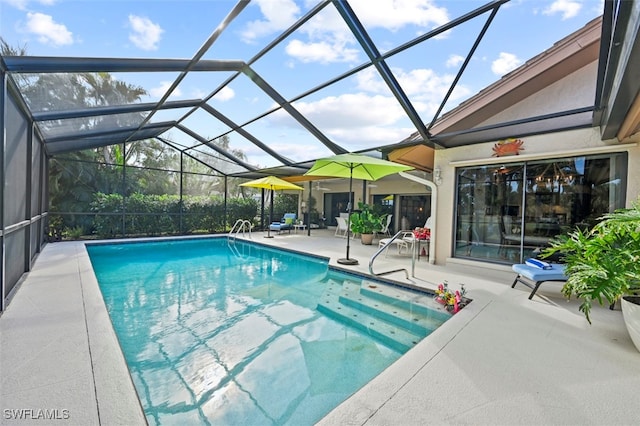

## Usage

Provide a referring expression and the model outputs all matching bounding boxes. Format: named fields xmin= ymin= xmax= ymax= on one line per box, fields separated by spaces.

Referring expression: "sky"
xmin=0 ymin=0 xmax=604 ymax=172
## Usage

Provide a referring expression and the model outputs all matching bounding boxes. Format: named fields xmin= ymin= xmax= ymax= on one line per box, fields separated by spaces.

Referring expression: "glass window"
xmin=453 ymin=152 xmax=627 ymax=264
xmin=324 ymin=192 xmax=353 ymax=227
xmin=398 ymin=195 xmax=431 ymax=231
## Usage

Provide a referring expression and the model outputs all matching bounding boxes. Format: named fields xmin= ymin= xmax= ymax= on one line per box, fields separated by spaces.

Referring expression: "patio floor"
xmin=1 ymin=229 xmax=639 ymax=425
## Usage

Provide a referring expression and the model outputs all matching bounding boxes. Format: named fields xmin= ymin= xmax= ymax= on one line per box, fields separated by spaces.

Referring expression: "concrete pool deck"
xmin=1 ymin=230 xmax=639 ymax=425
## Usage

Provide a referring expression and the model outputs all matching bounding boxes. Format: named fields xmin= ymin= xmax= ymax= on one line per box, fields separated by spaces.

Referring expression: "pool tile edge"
xmin=79 ymin=242 xmax=147 ymax=425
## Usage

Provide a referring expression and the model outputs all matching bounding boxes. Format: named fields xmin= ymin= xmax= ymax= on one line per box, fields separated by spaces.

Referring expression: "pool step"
xmin=317 ymin=279 xmax=450 ymax=353
xmin=359 ymin=280 xmax=452 ymax=323
xmin=339 ymin=285 xmax=449 ymax=335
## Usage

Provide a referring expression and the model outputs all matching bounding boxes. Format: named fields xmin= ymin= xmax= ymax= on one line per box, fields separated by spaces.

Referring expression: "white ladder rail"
xmin=228 ymin=219 xmax=253 ymax=241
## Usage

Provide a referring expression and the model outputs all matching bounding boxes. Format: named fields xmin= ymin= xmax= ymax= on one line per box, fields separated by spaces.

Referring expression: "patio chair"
xmin=378 ymin=231 xmax=415 ymax=258
xmin=270 ymin=213 xmax=296 ymax=234
xmin=511 ymin=259 xmax=567 ymax=299
xmin=334 ymin=216 xmax=349 ymax=238
xmin=374 ymin=214 xmax=392 ymax=240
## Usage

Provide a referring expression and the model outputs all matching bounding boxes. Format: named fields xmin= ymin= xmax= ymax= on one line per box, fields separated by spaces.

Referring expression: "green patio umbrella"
xmin=240 ymin=176 xmax=303 ymax=238
xmin=304 ymin=153 xmax=413 ymax=264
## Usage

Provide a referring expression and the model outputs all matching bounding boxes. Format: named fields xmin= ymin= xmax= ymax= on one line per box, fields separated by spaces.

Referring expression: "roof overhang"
xmin=595 ymin=0 xmax=640 ymax=140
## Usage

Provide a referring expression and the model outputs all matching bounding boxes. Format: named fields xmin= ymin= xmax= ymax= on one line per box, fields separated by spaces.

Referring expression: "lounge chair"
xmin=270 ymin=213 xmax=296 ymax=234
xmin=378 ymin=231 xmax=415 ymax=258
xmin=511 ymin=260 xmax=567 ymax=299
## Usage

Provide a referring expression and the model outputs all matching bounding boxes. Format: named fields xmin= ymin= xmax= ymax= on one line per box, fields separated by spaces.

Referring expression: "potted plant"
xmin=349 ymin=202 xmax=385 ymax=245
xmin=542 ymin=198 xmax=640 ymax=351
xmin=435 ymin=282 xmax=470 ymax=314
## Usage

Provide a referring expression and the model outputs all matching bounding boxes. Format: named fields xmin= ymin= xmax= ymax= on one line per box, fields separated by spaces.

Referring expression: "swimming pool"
xmin=87 ymin=237 xmax=451 ymax=425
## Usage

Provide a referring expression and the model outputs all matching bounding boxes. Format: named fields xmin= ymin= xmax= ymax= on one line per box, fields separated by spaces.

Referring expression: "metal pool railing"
xmin=229 ymin=219 xmax=253 ymax=240
xmin=368 ymin=230 xmax=418 ymax=280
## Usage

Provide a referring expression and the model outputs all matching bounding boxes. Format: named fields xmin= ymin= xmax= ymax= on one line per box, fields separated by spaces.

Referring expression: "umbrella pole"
xmin=266 ymin=187 xmax=274 ymax=238
xmin=338 ymin=169 xmax=358 ymax=265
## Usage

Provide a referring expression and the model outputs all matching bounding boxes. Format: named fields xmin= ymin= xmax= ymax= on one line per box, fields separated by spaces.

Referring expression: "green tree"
xmin=273 ymin=193 xmax=299 ymax=220
xmin=125 ymin=140 xmax=181 ymax=195
xmin=15 ymin=61 xmax=152 ymax=229
xmin=0 ymin=37 xmax=27 ymax=56
xmin=3 ymin=38 xmax=252 ymax=236
xmin=185 ymin=135 xmax=252 ymax=198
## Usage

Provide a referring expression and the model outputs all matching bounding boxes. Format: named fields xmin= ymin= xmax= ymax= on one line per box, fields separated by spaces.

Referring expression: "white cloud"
xmin=293 ymin=93 xmax=406 ymax=128
xmin=242 ymin=0 xmax=450 ymax=66
xmin=213 ymin=86 xmax=235 ymax=102
xmin=285 ymin=39 xmax=359 ymax=64
xmin=258 ymin=56 xmax=474 ymax=147
xmin=23 ymin=12 xmax=73 ymax=46
xmin=128 ymin=15 xmax=163 ymax=51
xmin=591 ymin=0 xmax=605 ymax=15
xmin=348 ymin=0 xmax=449 ymax=31
xmin=266 ymin=89 xmax=417 ymax=147
xmin=149 ymin=81 xmax=182 ymax=99
xmin=446 ymin=54 xmax=464 ymax=68
xmin=328 ymin=124 xmax=415 ymax=147
xmin=191 ymin=88 xmax=207 ymax=99
xmin=5 ymin=0 xmax=30 ymax=9
xmin=240 ymin=0 xmax=300 ymax=43
xmin=543 ymin=0 xmax=582 ymax=20
xmin=354 ymin=66 xmax=470 ymax=113
xmin=491 ymin=52 xmax=522 ymax=76
xmin=5 ymin=0 xmax=55 ymax=10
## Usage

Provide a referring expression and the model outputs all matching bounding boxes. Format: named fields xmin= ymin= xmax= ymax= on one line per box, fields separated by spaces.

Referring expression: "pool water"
xmin=87 ymin=238 xmax=451 ymax=425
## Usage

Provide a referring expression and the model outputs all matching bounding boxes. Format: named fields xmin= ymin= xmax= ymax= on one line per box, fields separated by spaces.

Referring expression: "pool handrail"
xmin=229 ymin=219 xmax=253 ymax=240
xmin=369 ymin=230 xmax=415 ymax=280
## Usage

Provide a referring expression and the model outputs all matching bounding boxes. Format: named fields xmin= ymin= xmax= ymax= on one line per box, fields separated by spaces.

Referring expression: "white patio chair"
xmin=334 ymin=216 xmax=349 ymax=238
xmin=374 ymin=214 xmax=393 ymax=239
xmin=378 ymin=231 xmax=415 ymax=257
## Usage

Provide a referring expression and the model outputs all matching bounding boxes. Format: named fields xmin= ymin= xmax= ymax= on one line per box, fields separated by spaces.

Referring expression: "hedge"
xmin=90 ymin=192 xmax=259 ymax=238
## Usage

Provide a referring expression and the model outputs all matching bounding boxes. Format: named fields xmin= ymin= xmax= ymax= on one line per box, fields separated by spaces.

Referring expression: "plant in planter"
xmin=542 ymin=198 xmax=640 ymax=350
xmin=435 ymin=281 xmax=470 ymax=314
xmin=349 ymin=202 xmax=385 ymax=245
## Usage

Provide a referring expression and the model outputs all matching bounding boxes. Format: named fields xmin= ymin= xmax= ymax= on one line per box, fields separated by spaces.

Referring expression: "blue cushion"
xmin=512 ymin=263 xmax=567 ymax=282
xmin=525 ymin=258 xmax=552 ymax=269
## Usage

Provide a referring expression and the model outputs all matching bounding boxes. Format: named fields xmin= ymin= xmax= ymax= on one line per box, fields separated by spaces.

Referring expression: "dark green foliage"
xmin=182 ymin=197 xmax=214 ymax=234
xmin=90 ymin=193 xmax=258 ymax=238
xmin=91 ymin=193 xmax=125 ymax=238
xmin=6 ymin=37 xmax=257 ymax=240
xmin=543 ymin=198 xmax=640 ymax=323
xmin=124 ymin=193 xmax=178 ymax=236
xmin=227 ymin=197 xmax=261 ymax=225
xmin=273 ymin=193 xmax=299 ymax=220
xmin=350 ymin=202 xmax=386 ymax=234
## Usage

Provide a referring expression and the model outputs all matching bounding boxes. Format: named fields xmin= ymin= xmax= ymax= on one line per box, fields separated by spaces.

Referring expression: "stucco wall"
xmin=623 ymin=134 xmax=640 ymax=206
xmin=481 ymin=62 xmax=598 ymax=126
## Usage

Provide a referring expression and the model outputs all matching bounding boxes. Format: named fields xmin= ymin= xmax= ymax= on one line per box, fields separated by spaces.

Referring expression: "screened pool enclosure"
xmin=1 ymin=0 xmax=638 ymax=311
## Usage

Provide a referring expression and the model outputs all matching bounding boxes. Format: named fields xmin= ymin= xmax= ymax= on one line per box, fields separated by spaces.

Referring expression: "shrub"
xmin=91 ymin=193 xmax=124 ymax=238
xmin=543 ymin=198 xmax=640 ymax=323
xmin=91 ymin=192 xmax=259 ymax=237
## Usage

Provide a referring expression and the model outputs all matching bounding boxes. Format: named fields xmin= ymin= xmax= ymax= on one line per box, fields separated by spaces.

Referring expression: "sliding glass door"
xmin=453 ymin=152 xmax=627 ymax=264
